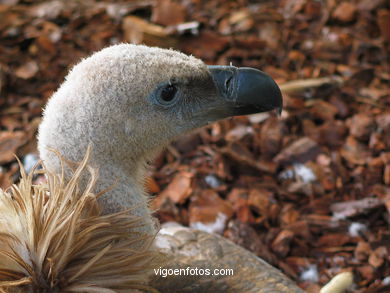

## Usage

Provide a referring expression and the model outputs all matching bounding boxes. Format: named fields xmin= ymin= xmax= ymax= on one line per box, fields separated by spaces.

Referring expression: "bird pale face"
xmin=113 ymin=46 xmax=283 ymax=161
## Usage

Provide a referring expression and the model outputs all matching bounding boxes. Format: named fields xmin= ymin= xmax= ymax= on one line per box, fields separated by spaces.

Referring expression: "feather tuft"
xmin=0 ymin=148 xmax=162 ymax=292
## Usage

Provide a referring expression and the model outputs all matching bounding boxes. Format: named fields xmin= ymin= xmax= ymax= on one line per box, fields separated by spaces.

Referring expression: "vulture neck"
xmin=90 ymin=153 xmax=156 ymax=234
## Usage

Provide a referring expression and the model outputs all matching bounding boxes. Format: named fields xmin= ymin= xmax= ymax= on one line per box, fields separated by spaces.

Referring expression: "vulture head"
xmin=38 ymin=44 xmax=282 ymax=234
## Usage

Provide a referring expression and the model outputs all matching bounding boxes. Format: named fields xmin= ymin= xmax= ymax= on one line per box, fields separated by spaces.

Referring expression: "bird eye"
xmin=160 ymin=84 xmax=177 ymax=103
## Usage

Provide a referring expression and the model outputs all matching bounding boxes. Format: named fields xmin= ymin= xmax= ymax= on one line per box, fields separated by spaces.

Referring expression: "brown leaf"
xmin=369 ymin=132 xmax=385 ymax=152
xmin=0 ymin=131 xmax=27 ymax=164
xmin=151 ymin=0 xmax=186 ymax=26
xmin=280 ymin=205 xmax=300 ymax=226
xmin=227 ymin=188 xmax=248 ymax=210
xmin=284 ymin=221 xmax=310 ymax=239
xmin=318 ymin=120 xmax=348 ymax=148
xmin=376 ymin=126 xmax=390 ymax=152
xmin=236 ymin=205 xmax=256 ymax=223
xmin=377 ymin=9 xmax=390 ymax=42
xmin=224 ymin=220 xmax=278 ymax=265
xmin=384 ymin=165 xmax=390 ymax=185
xmin=259 ymin=117 xmax=284 ymax=159
xmin=357 ymin=265 xmax=375 ymax=283
xmin=258 ymin=22 xmax=281 ymax=50
xmin=368 ymin=246 xmax=388 ymax=268
xmin=153 ymin=196 xmax=180 ymax=222
xmin=221 ymin=141 xmax=277 ymax=173
xmin=247 ymin=188 xmax=273 ymax=216
xmin=158 ymin=171 xmax=193 ymax=204
xmin=218 ymin=9 xmax=254 ymax=35
xmin=0 ymin=168 xmax=12 ymax=190
xmin=355 ymin=241 xmax=371 ymax=261
xmin=349 ymin=114 xmax=376 ymax=141
xmin=304 ymin=0 xmax=322 ymax=19
xmin=358 ymin=0 xmax=386 ymax=11
xmin=122 ymin=16 xmax=177 ymax=48
xmin=36 ymin=35 xmax=56 ymax=54
xmin=317 ymin=233 xmax=351 ymax=247
xmin=311 ymin=100 xmax=338 ymax=121
xmin=331 ymin=197 xmax=384 ymax=218
xmin=271 ymin=230 xmax=294 ymax=257
xmin=14 ymin=61 xmax=39 ymax=79
xmin=189 ymin=189 xmax=233 ymax=226
xmin=275 ymin=137 xmax=321 ymax=166
xmin=332 ymin=2 xmax=357 ymax=23
xmin=340 ymin=136 xmax=370 ymax=165
xmin=329 ymin=96 xmax=350 ymax=118
xmin=179 ymin=30 xmax=229 ymax=61
xmin=0 ymin=116 xmax=22 ymax=131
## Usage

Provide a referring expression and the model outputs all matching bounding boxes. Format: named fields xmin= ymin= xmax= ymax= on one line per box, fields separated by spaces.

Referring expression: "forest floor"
xmin=0 ymin=0 xmax=389 ymax=292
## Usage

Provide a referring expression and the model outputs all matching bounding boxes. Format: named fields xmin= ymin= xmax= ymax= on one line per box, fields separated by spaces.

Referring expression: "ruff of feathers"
xmin=0 ymin=148 xmax=161 ymax=293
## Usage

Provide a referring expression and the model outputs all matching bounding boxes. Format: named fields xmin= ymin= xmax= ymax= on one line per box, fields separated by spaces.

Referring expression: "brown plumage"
xmin=0 ymin=148 xmax=162 ymax=293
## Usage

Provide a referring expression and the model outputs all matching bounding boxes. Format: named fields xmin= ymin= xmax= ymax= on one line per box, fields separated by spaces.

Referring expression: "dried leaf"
xmin=0 ymin=131 xmax=27 ymax=164
xmin=275 ymin=137 xmax=321 ymax=166
xmin=331 ymin=197 xmax=383 ymax=218
xmin=14 ymin=61 xmax=38 ymax=79
xmin=152 ymin=0 xmax=186 ymax=26
xmin=158 ymin=171 xmax=193 ymax=204
xmin=189 ymin=189 xmax=233 ymax=225
xmin=332 ymin=2 xmax=357 ymax=23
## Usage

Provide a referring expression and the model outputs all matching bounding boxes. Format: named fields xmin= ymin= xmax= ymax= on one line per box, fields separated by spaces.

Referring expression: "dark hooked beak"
xmin=208 ymin=65 xmax=283 ymax=116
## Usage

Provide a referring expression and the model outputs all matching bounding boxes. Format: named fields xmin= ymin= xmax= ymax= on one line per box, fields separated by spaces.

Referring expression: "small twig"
xmin=280 ymin=76 xmax=389 ymax=109
xmin=280 ymin=76 xmax=344 ymax=94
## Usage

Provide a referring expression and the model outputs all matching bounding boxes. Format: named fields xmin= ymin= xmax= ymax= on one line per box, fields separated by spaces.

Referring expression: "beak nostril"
xmin=225 ymin=75 xmax=233 ymax=89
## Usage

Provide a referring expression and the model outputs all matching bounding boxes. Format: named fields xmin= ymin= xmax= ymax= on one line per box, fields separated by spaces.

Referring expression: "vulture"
xmin=37 ymin=44 xmax=282 ymax=236
xmin=0 ymin=44 xmax=311 ymax=293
